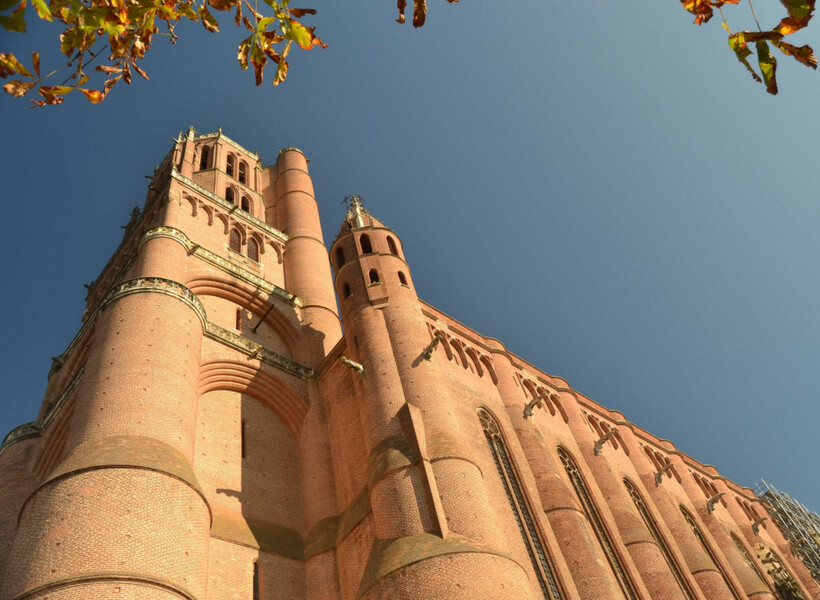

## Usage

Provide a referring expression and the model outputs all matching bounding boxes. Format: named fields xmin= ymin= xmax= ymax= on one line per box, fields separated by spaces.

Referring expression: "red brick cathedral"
xmin=0 ymin=128 xmax=815 ymax=600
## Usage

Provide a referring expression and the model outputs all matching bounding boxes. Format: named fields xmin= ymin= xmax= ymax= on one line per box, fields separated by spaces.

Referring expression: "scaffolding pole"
xmin=755 ymin=479 xmax=820 ymax=584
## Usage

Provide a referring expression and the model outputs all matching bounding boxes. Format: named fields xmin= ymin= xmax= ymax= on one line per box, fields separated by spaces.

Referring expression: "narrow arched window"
xmin=479 ymin=409 xmax=564 ymax=600
xmin=369 ymin=269 xmax=380 ymax=284
xmin=335 ymin=247 xmax=346 ymax=269
xmin=226 ymin=154 xmax=235 ymax=177
xmin=680 ymin=507 xmax=743 ymax=599
xmin=229 ymin=229 xmax=241 ymax=253
xmin=342 ymin=283 xmax=351 ymax=298
xmin=241 ymin=196 xmax=251 ymax=214
xmin=247 ymin=238 xmax=259 ymax=262
xmin=199 ymin=146 xmax=210 ymax=170
xmin=360 ymin=234 xmax=373 ymax=254
xmin=624 ymin=480 xmax=696 ymax=600
xmin=387 ymin=235 xmax=399 ymax=255
xmin=226 ymin=187 xmax=235 ymax=204
xmin=239 ymin=161 xmax=247 ymax=184
xmin=236 ymin=308 xmax=243 ymax=331
xmin=558 ymin=447 xmax=637 ymax=600
xmin=252 ymin=561 xmax=261 ymax=600
xmin=730 ymin=533 xmax=771 ymax=589
xmin=398 ymin=271 xmax=408 ymax=286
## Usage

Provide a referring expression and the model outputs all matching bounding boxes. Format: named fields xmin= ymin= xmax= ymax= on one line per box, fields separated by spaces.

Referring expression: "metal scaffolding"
xmin=755 ymin=479 xmax=820 ymax=584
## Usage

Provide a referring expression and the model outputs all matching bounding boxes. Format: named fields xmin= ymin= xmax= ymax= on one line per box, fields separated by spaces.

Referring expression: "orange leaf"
xmin=80 ymin=88 xmax=104 ymax=103
xmin=95 ymin=64 xmax=123 ymax=73
xmin=776 ymin=40 xmax=818 ymax=68
xmin=396 ymin=0 xmax=406 ymax=23
xmin=199 ymin=3 xmax=219 ymax=32
xmin=413 ymin=0 xmax=426 ymax=27
xmin=132 ymin=60 xmax=149 ymax=80
xmin=289 ymin=8 xmax=316 ymax=17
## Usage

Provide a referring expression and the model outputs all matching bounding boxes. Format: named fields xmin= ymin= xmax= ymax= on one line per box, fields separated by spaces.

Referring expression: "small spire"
xmin=343 ymin=195 xmax=368 ymax=229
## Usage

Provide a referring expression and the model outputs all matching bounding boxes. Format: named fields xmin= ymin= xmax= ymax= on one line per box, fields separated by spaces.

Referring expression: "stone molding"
xmin=171 ymin=169 xmax=286 ymax=242
xmin=8 ymin=572 xmax=197 ymax=600
xmin=141 ymin=226 xmax=300 ymax=306
xmin=0 ymin=421 xmax=40 ymax=451
xmin=101 ymin=277 xmax=208 ymax=330
xmin=204 ymin=321 xmax=314 ymax=380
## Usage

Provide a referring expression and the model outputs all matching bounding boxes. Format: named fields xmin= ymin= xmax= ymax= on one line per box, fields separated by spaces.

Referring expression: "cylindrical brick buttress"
xmin=331 ymin=214 xmax=534 ymax=600
xmin=1 ymin=232 xmax=210 ymax=600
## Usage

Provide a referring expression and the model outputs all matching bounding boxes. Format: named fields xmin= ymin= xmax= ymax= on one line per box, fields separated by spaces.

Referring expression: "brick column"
xmin=1 ymin=229 xmax=210 ymax=600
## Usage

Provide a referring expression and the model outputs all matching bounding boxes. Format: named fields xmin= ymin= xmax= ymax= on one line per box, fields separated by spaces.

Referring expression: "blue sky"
xmin=1 ymin=0 xmax=819 ymax=512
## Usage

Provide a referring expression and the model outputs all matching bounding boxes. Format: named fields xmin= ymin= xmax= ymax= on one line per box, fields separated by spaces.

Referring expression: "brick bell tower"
xmin=0 ymin=127 xmax=342 ymax=600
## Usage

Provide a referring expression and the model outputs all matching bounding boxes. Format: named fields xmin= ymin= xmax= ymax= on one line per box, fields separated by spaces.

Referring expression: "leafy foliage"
xmin=0 ymin=0 xmax=324 ymax=105
xmin=0 ymin=0 xmax=816 ymax=104
xmin=692 ymin=0 xmax=816 ymax=94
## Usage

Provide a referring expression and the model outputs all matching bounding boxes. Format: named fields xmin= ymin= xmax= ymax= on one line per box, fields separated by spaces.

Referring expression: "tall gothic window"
xmin=730 ymin=533 xmax=771 ymax=590
xmin=478 ymin=409 xmax=563 ymax=600
xmin=226 ymin=154 xmax=236 ymax=177
xmin=199 ymin=145 xmax=210 ymax=170
xmin=624 ymin=479 xmax=696 ymax=600
xmin=679 ymin=507 xmax=743 ymax=600
xmin=557 ymin=447 xmax=637 ymax=600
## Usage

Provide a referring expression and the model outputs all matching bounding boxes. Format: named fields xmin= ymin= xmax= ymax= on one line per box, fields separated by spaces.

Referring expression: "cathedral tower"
xmin=1 ymin=129 xmax=817 ymax=600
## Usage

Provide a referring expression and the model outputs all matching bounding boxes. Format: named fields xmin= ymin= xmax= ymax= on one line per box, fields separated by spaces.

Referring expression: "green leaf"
xmin=30 ymin=0 xmax=50 ymax=20
xmin=289 ymin=20 xmax=312 ymax=48
xmin=102 ymin=19 xmax=125 ymax=36
xmin=756 ymin=39 xmax=778 ymax=94
xmin=257 ymin=15 xmax=275 ymax=30
xmin=779 ymin=0 xmax=814 ymax=22
xmin=728 ymin=32 xmax=762 ymax=83
xmin=0 ymin=0 xmax=27 ymax=32
xmin=249 ymin=38 xmax=266 ymax=84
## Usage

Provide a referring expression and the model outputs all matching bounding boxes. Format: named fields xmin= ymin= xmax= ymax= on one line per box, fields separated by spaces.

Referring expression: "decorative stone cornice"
xmin=141 ymin=227 xmax=301 ymax=307
xmin=204 ymin=321 xmax=314 ymax=380
xmin=0 ymin=421 xmax=41 ymax=451
xmin=170 ymin=170 xmax=286 ymax=242
xmin=102 ymin=277 xmax=208 ymax=329
xmin=193 ymin=130 xmax=260 ymax=161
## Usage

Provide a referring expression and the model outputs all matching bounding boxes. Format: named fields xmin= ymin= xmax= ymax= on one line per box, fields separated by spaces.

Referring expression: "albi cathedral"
xmin=0 ymin=128 xmax=815 ymax=600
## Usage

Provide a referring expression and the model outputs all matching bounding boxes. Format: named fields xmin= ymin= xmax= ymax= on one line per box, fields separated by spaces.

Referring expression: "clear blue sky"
xmin=1 ymin=0 xmax=819 ymax=511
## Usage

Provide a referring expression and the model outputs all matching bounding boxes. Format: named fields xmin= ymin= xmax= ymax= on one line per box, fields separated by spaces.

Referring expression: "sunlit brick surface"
xmin=2 ymin=130 xmax=818 ymax=600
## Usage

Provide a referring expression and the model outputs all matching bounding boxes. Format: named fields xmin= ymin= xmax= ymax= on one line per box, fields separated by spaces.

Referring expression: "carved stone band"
xmin=101 ymin=277 xmax=208 ymax=330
